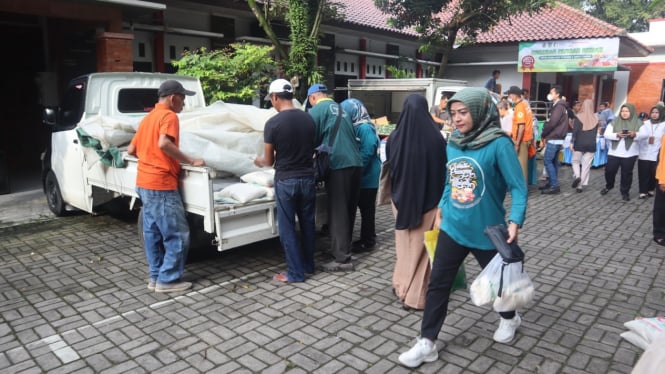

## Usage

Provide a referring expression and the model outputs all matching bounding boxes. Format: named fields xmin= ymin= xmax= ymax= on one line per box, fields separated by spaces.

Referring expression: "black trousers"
xmin=355 ymin=188 xmax=377 ymax=245
xmin=653 ymin=187 xmax=665 ymax=239
xmin=638 ymin=159 xmax=658 ymax=194
xmin=604 ymin=155 xmax=638 ymax=195
xmin=421 ymin=230 xmax=515 ymax=340
xmin=326 ymin=167 xmax=361 ymax=263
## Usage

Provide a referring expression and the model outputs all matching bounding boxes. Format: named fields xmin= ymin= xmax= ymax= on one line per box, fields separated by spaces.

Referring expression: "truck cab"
xmin=42 ymin=73 xmax=204 ymax=216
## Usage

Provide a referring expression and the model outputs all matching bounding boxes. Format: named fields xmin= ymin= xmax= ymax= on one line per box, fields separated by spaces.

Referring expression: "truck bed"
xmin=85 ymin=154 xmax=326 ymax=252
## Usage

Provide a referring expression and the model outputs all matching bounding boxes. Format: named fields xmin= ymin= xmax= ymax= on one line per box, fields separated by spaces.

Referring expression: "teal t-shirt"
xmin=355 ymin=122 xmax=381 ymax=188
xmin=439 ymin=136 xmax=527 ymax=249
xmin=309 ymin=99 xmax=362 ymax=170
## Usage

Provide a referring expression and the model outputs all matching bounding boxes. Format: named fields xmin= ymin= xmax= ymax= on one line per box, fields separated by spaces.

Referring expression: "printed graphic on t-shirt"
xmin=448 ymin=157 xmax=485 ymax=208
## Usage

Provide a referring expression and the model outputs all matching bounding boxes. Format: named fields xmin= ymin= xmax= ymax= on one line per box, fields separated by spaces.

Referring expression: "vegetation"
xmin=172 ymin=43 xmax=274 ymax=104
xmin=374 ymin=0 xmax=552 ymax=77
xmin=560 ymin=0 xmax=665 ymax=32
xmin=247 ymin=0 xmax=345 ymax=100
xmin=386 ymin=65 xmax=416 ymax=79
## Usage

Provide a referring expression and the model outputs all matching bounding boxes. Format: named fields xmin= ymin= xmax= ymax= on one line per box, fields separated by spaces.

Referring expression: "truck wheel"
xmin=137 ymin=208 xmax=145 ymax=248
xmin=45 ymin=171 xmax=65 ymax=216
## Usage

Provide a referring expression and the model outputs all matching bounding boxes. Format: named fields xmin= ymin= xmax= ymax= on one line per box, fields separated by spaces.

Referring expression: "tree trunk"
xmin=435 ymin=27 xmax=458 ymax=78
xmin=247 ymin=0 xmax=287 ymax=61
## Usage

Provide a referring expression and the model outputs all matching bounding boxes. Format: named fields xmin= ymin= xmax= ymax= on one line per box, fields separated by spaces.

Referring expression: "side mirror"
xmin=43 ymin=107 xmax=57 ymax=126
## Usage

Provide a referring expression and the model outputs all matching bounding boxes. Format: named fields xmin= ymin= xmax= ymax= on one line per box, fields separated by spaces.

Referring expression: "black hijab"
xmin=387 ymin=94 xmax=447 ymax=230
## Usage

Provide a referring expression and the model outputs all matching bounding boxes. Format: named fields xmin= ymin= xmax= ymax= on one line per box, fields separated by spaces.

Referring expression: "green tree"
xmin=386 ymin=65 xmax=416 ymax=78
xmin=374 ymin=0 xmax=552 ymax=77
xmin=172 ymin=43 xmax=274 ymax=104
xmin=247 ymin=0 xmax=345 ymax=99
xmin=560 ymin=0 xmax=665 ymax=32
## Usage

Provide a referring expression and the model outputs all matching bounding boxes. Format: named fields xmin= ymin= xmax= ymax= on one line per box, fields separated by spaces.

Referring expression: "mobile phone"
xmin=622 ymin=129 xmax=629 ymax=135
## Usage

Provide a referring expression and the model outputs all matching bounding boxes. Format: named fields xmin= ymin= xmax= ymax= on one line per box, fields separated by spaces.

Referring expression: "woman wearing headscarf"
xmin=637 ymin=104 xmax=665 ymax=199
xmin=570 ymin=99 xmax=599 ymax=193
xmin=398 ymin=88 xmax=528 ymax=368
xmin=386 ymin=94 xmax=446 ymax=311
xmin=341 ymin=98 xmax=381 ymax=251
xmin=601 ymin=103 xmax=646 ymax=201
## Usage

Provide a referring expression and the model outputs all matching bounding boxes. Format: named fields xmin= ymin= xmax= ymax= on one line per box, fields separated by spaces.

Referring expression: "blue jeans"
xmin=544 ymin=142 xmax=563 ymax=187
xmin=275 ymin=176 xmax=316 ymax=282
xmin=136 ymin=187 xmax=190 ymax=284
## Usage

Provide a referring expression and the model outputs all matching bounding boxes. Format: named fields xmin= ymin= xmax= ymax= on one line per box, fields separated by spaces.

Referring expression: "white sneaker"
xmin=493 ymin=313 xmax=521 ymax=343
xmin=398 ymin=337 xmax=438 ymax=368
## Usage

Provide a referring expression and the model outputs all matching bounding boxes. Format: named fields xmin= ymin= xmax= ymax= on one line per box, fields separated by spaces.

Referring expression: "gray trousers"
xmin=326 ymin=167 xmax=361 ymax=263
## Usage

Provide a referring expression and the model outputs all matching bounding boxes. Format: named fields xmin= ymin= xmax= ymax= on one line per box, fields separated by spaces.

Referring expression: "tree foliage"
xmin=247 ymin=0 xmax=345 ymax=99
xmin=559 ymin=0 xmax=665 ymax=32
xmin=374 ymin=0 xmax=552 ymax=77
xmin=172 ymin=43 xmax=274 ymax=104
xmin=386 ymin=65 xmax=416 ymax=78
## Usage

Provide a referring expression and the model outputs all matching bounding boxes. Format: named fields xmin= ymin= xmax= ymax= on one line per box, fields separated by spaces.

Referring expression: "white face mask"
xmin=508 ymin=98 xmax=514 ymax=105
xmin=547 ymin=93 xmax=553 ymax=101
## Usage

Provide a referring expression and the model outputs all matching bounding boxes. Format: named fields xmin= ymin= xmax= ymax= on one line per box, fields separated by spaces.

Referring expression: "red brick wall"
xmin=96 ymin=32 xmax=134 ymax=72
xmin=626 ymin=62 xmax=665 ymax=113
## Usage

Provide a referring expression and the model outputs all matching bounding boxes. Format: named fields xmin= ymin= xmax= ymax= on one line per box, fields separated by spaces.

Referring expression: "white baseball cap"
xmin=265 ymin=79 xmax=293 ymax=100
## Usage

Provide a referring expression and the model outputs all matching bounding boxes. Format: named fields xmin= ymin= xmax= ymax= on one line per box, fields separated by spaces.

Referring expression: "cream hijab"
xmin=577 ymin=99 xmax=598 ymax=131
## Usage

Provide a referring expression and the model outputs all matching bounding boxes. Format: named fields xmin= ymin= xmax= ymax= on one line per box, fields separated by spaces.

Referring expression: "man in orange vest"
xmin=505 ymin=86 xmax=534 ymax=181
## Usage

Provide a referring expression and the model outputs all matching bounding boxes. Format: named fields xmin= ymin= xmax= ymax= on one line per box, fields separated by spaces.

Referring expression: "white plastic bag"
xmin=470 ymin=253 xmax=503 ymax=307
xmin=493 ymin=261 xmax=534 ymax=312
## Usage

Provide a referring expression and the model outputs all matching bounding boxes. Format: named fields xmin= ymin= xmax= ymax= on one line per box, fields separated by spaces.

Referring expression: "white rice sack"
xmin=631 ymin=332 xmax=665 ymax=373
xmin=217 ymin=183 xmax=266 ymax=203
xmin=623 ymin=317 xmax=665 ymax=349
xmin=241 ymin=169 xmax=275 ymax=187
xmin=621 ymin=331 xmax=649 ymax=351
xmin=262 ymin=187 xmax=275 ymax=199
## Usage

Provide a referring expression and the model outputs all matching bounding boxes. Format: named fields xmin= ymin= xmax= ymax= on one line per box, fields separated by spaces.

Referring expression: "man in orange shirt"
xmin=128 ymin=80 xmax=205 ymax=293
xmin=505 ymin=86 xmax=533 ymax=181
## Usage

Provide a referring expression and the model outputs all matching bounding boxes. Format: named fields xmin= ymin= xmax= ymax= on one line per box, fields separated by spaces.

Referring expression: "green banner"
xmin=518 ymin=38 xmax=619 ymax=72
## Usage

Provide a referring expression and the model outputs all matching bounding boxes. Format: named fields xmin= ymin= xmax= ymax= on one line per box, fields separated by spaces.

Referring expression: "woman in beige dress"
xmin=386 ymin=94 xmax=447 ymax=310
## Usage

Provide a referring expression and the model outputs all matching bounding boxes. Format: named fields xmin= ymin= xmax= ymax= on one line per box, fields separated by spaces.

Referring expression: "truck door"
xmin=50 ymin=79 xmax=91 ymax=212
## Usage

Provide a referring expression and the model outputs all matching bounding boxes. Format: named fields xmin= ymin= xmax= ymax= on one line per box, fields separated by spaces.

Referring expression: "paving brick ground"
xmin=1 ymin=164 xmax=664 ymax=373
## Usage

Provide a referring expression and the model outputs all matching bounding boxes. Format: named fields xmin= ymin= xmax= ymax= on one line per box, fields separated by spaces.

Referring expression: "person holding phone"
xmin=601 ymin=103 xmax=645 ymax=201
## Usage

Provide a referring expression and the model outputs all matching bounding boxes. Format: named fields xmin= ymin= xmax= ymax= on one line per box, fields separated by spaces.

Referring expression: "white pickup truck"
xmin=42 ymin=72 xmax=326 ymax=251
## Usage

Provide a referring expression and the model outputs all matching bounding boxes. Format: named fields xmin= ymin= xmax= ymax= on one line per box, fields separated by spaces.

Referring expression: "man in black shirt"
xmin=255 ymin=79 xmax=317 ymax=283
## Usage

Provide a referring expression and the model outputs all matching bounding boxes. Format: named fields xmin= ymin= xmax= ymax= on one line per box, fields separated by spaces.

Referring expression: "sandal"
xmin=653 ymin=238 xmax=665 ymax=246
xmin=272 ymin=272 xmax=291 ymax=283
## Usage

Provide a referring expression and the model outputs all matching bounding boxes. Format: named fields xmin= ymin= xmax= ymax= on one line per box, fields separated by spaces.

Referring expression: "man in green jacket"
xmin=308 ymin=83 xmax=363 ymax=271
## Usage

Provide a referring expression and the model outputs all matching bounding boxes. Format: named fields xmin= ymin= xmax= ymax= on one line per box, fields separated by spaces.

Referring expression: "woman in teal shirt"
xmin=398 ymin=88 xmax=528 ymax=368
xmin=341 ymin=98 xmax=381 ymax=251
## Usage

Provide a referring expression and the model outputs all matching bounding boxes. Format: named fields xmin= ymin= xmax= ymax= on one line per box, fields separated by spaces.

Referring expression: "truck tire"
xmin=45 ymin=170 xmax=66 ymax=216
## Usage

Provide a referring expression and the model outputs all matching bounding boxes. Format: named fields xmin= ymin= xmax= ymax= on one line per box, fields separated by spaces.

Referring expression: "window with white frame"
xmin=335 ymin=53 xmax=358 ymax=77
xmin=366 ymin=57 xmax=385 ymax=78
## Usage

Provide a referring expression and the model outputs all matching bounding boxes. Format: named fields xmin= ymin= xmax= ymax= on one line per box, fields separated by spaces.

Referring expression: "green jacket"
xmin=309 ymin=98 xmax=362 ymax=170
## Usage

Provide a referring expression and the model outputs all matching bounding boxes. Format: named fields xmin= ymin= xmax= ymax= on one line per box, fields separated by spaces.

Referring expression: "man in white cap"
xmin=307 ymin=83 xmax=362 ymax=272
xmin=255 ymin=79 xmax=317 ymax=283
xmin=128 ymin=79 xmax=205 ymax=293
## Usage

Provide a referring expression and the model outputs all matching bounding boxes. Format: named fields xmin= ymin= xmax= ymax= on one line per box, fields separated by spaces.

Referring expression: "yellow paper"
xmin=424 ymin=229 xmax=439 ymax=264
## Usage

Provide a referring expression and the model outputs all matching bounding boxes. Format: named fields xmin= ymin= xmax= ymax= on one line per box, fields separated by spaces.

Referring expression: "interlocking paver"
xmin=1 ymin=166 xmax=664 ymax=372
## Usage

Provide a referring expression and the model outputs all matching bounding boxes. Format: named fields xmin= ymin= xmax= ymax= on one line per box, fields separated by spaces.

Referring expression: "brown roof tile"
xmin=335 ymin=0 xmax=627 ymax=42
